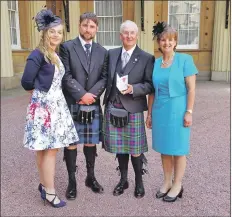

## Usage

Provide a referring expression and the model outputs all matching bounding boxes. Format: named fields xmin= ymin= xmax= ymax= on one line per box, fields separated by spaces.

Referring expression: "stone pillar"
xmin=28 ymin=1 xmax=46 ymax=49
xmin=134 ymin=1 xmax=154 ymax=55
xmin=211 ymin=1 xmax=231 ymax=81
xmin=64 ymin=1 xmax=80 ymax=41
xmin=1 ymin=1 xmax=14 ymax=77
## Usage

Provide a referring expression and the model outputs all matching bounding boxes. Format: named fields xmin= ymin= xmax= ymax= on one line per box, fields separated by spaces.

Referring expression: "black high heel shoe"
xmin=163 ymin=186 xmax=184 ymax=202
xmin=41 ymin=189 xmax=66 ymax=208
xmin=156 ymin=188 xmax=171 ymax=199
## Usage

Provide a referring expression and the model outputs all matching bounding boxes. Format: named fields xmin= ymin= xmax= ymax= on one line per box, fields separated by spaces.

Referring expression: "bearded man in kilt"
xmin=60 ymin=13 xmax=108 ymax=200
xmin=102 ymin=20 xmax=155 ymax=198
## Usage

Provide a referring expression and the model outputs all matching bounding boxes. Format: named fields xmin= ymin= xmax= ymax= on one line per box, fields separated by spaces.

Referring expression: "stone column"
xmin=211 ymin=1 xmax=231 ymax=81
xmin=134 ymin=1 xmax=154 ymax=55
xmin=28 ymin=1 xmax=46 ymax=49
xmin=64 ymin=1 xmax=80 ymax=40
xmin=1 ymin=1 xmax=14 ymax=77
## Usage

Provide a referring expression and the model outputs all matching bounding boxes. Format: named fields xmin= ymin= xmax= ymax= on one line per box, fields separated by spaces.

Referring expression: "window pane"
xmin=8 ymin=11 xmax=11 ymax=27
xmin=12 ymin=28 xmax=17 ymax=45
xmin=169 ymin=1 xmax=189 ymax=14
xmin=114 ymin=17 xmax=122 ymax=31
xmin=188 ymin=14 xmax=200 ymax=29
xmin=188 ymin=30 xmax=198 ymax=44
xmin=95 ymin=1 xmax=104 ymax=16
xmin=189 ymin=1 xmax=200 ymax=13
xmin=114 ymin=32 xmax=121 ymax=46
xmin=12 ymin=1 xmax=16 ymax=10
xmin=11 ymin=11 xmax=16 ymax=28
xmin=114 ymin=1 xmax=122 ymax=16
xmin=178 ymin=30 xmax=188 ymax=45
xmin=97 ymin=32 xmax=104 ymax=45
xmin=106 ymin=1 xmax=113 ymax=16
xmin=105 ymin=17 xmax=113 ymax=31
xmin=98 ymin=17 xmax=104 ymax=31
xmin=7 ymin=1 xmax=11 ymax=9
xmin=104 ymin=32 xmax=113 ymax=46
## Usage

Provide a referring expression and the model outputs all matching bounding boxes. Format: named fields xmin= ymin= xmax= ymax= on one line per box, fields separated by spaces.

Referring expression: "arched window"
xmin=7 ymin=0 xmax=21 ymax=49
xmin=94 ymin=0 xmax=123 ymax=49
xmin=168 ymin=1 xmax=201 ymax=49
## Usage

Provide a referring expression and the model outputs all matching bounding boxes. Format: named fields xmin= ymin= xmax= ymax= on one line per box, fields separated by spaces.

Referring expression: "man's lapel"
xmin=73 ymin=37 xmax=89 ymax=73
xmin=123 ymin=46 xmax=140 ymax=76
xmin=89 ymin=42 xmax=98 ymax=74
xmin=110 ymin=48 xmax=122 ymax=80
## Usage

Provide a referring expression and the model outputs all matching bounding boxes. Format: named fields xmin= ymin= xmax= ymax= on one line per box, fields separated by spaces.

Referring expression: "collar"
xmin=78 ymin=35 xmax=93 ymax=50
xmin=122 ymin=44 xmax=137 ymax=57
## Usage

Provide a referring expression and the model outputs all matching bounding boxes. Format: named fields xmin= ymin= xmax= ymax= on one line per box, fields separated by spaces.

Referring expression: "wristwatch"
xmin=186 ymin=109 xmax=193 ymax=114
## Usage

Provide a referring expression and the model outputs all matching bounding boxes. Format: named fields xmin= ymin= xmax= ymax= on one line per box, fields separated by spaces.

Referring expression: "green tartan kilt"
xmin=102 ymin=106 xmax=148 ymax=154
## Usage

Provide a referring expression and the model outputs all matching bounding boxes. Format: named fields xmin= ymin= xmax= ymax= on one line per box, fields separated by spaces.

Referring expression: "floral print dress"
xmin=23 ymin=55 xmax=79 ymax=150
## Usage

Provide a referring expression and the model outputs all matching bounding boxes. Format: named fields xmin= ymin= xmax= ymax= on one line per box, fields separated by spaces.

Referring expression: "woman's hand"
xmin=27 ymin=89 xmax=34 ymax=94
xmin=184 ymin=112 xmax=192 ymax=127
xmin=146 ymin=115 xmax=152 ymax=129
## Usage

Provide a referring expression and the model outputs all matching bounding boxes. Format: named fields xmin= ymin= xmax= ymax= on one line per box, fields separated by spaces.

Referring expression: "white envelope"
xmin=116 ymin=74 xmax=128 ymax=91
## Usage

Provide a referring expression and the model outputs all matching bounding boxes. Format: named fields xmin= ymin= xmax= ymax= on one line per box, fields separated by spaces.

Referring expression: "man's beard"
xmin=80 ymin=33 xmax=94 ymax=41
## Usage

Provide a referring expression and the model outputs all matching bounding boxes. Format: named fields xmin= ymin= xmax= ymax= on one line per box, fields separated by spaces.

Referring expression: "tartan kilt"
xmin=102 ymin=106 xmax=148 ymax=154
xmin=70 ymin=105 xmax=102 ymax=145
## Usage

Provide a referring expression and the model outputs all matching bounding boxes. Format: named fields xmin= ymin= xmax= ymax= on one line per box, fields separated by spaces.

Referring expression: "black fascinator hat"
xmin=152 ymin=21 xmax=167 ymax=39
xmin=34 ymin=9 xmax=62 ymax=32
xmin=152 ymin=21 xmax=177 ymax=40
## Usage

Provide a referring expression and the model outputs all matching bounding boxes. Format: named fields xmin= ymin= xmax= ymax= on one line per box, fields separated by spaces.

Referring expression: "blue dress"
xmin=151 ymin=54 xmax=198 ymax=156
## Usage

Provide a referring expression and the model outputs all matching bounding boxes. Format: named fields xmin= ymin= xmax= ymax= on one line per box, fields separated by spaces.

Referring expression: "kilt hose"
xmin=102 ymin=105 xmax=148 ymax=155
xmin=70 ymin=105 xmax=102 ymax=145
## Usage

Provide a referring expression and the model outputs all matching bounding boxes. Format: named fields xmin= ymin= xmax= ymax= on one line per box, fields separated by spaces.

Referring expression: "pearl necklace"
xmin=161 ymin=52 xmax=175 ymax=65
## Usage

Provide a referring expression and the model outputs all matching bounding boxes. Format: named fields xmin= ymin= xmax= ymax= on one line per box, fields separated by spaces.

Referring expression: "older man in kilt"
xmin=60 ymin=13 xmax=108 ymax=200
xmin=102 ymin=20 xmax=155 ymax=198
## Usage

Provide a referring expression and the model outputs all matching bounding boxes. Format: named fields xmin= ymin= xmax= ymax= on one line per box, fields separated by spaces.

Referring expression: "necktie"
xmin=122 ymin=52 xmax=130 ymax=68
xmin=84 ymin=43 xmax=91 ymax=65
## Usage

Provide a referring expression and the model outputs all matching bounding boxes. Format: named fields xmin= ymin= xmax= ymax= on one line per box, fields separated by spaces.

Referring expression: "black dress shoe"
xmin=113 ymin=180 xmax=129 ymax=196
xmin=163 ymin=186 xmax=184 ymax=202
xmin=66 ymin=187 xmax=77 ymax=200
xmin=155 ymin=189 xmax=171 ymax=199
xmin=134 ymin=184 xmax=145 ymax=198
xmin=85 ymin=177 xmax=104 ymax=193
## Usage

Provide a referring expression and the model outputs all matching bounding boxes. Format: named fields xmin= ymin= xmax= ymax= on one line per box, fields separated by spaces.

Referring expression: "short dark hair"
xmin=80 ymin=12 xmax=98 ymax=26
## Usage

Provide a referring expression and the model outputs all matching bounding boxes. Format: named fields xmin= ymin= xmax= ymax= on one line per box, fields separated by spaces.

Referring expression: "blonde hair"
xmin=36 ymin=27 xmax=64 ymax=68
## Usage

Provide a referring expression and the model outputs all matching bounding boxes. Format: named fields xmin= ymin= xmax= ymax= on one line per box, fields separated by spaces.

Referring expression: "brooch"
xmin=133 ymin=58 xmax=138 ymax=64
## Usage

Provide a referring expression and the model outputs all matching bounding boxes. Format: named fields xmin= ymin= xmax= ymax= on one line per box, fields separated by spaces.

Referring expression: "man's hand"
xmin=78 ymin=93 xmax=97 ymax=105
xmin=121 ymin=84 xmax=133 ymax=95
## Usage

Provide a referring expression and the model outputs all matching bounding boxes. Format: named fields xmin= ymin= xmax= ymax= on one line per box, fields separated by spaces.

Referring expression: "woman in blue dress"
xmin=21 ymin=9 xmax=79 ymax=208
xmin=146 ymin=22 xmax=198 ymax=202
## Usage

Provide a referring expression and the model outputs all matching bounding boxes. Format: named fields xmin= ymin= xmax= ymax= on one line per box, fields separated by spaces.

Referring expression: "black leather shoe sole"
xmin=134 ymin=186 xmax=145 ymax=199
xmin=85 ymin=180 xmax=104 ymax=194
xmin=134 ymin=191 xmax=145 ymax=199
xmin=65 ymin=190 xmax=77 ymax=200
xmin=113 ymin=181 xmax=129 ymax=196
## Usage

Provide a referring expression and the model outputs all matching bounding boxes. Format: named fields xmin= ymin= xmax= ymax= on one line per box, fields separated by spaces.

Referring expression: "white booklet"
xmin=116 ymin=74 xmax=128 ymax=91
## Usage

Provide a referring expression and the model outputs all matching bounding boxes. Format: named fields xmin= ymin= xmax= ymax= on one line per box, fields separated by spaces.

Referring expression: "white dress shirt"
xmin=79 ymin=35 xmax=93 ymax=52
xmin=121 ymin=44 xmax=136 ymax=62
xmin=121 ymin=44 xmax=137 ymax=94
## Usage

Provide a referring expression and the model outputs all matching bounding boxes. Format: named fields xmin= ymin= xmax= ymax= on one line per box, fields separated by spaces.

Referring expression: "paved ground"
xmin=1 ymin=81 xmax=230 ymax=216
